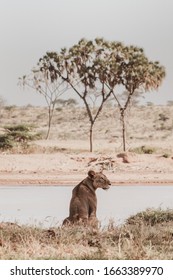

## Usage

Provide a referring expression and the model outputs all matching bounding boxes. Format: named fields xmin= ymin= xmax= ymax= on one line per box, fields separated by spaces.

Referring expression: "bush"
xmin=4 ymin=124 xmax=30 ymax=132
xmin=130 ymin=145 xmax=156 ymax=154
xmin=0 ymin=134 xmax=14 ymax=149
xmin=0 ymin=124 xmax=41 ymax=150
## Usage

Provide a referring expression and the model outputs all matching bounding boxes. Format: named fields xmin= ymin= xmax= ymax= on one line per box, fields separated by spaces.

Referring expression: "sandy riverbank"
xmin=0 ymin=152 xmax=173 ymax=186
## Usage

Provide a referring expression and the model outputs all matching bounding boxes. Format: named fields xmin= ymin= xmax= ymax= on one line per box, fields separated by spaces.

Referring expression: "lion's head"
xmin=88 ymin=170 xmax=111 ymax=190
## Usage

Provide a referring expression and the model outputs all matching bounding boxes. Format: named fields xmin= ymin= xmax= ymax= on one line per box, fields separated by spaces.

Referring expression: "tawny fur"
xmin=63 ymin=170 xmax=111 ymax=225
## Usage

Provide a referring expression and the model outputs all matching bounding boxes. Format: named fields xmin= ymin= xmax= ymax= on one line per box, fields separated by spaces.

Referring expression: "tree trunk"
xmin=89 ymin=123 xmax=94 ymax=152
xmin=121 ymin=111 xmax=126 ymax=152
xmin=46 ymin=123 xmax=51 ymax=140
xmin=46 ymin=105 xmax=54 ymax=140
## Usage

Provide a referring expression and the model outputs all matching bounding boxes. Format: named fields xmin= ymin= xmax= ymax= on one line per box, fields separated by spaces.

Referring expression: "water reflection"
xmin=0 ymin=185 xmax=173 ymax=228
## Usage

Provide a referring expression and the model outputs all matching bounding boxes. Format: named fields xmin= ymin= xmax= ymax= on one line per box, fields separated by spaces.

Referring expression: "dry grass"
xmin=0 ymin=104 xmax=173 ymax=154
xmin=0 ymin=209 xmax=173 ymax=260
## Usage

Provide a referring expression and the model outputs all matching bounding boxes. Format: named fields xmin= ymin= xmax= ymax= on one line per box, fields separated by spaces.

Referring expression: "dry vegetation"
xmin=0 ymin=209 xmax=173 ymax=260
xmin=0 ymin=104 xmax=173 ymax=154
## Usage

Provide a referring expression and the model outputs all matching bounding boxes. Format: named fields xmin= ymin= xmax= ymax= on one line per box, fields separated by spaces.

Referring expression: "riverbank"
xmin=0 ymin=152 xmax=173 ymax=186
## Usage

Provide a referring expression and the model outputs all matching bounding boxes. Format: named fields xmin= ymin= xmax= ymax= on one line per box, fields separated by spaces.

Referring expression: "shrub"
xmin=130 ymin=145 xmax=156 ymax=154
xmin=0 ymin=134 xmax=14 ymax=149
xmin=4 ymin=124 xmax=30 ymax=132
xmin=0 ymin=124 xmax=41 ymax=150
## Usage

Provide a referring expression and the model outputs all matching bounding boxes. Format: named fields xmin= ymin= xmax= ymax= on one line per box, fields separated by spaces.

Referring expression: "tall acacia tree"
xmin=42 ymin=39 xmax=115 ymax=152
xmin=105 ymin=44 xmax=166 ymax=151
xmin=19 ymin=61 xmax=68 ymax=139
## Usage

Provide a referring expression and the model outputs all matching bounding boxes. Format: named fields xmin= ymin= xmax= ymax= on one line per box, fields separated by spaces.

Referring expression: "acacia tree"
xmin=20 ymin=38 xmax=165 ymax=151
xmin=105 ymin=45 xmax=166 ymax=151
xmin=41 ymin=39 xmax=116 ymax=152
xmin=19 ymin=60 xmax=69 ymax=139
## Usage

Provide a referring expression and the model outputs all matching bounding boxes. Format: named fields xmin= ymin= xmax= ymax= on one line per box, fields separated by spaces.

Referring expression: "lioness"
xmin=63 ymin=170 xmax=111 ymax=225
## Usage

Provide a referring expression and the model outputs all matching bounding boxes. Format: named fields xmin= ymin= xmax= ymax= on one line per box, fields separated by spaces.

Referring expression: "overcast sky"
xmin=0 ymin=0 xmax=172 ymax=106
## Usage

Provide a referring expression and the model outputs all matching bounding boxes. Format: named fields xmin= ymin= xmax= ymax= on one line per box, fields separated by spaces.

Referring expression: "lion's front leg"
xmin=89 ymin=204 xmax=96 ymax=219
xmin=88 ymin=204 xmax=98 ymax=226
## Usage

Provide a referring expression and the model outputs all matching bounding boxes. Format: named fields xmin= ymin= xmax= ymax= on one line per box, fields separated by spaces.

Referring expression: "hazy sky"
xmin=0 ymin=0 xmax=172 ymax=106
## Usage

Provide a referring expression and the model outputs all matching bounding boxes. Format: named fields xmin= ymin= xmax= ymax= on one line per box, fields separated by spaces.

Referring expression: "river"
xmin=0 ymin=185 xmax=172 ymax=227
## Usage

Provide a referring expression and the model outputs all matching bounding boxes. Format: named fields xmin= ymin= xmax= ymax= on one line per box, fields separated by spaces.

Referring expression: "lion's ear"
xmin=88 ymin=170 xmax=95 ymax=179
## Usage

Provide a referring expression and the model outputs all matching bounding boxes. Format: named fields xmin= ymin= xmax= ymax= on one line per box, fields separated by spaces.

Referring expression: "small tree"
xmin=19 ymin=59 xmax=69 ymax=139
xmin=105 ymin=45 xmax=166 ymax=151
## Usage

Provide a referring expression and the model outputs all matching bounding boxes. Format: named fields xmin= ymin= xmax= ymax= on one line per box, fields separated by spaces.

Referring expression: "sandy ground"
xmin=0 ymin=105 xmax=173 ymax=186
xmin=0 ymin=151 xmax=173 ymax=186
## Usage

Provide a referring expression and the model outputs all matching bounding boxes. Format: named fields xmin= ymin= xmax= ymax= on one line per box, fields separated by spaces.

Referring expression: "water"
xmin=0 ymin=185 xmax=173 ymax=228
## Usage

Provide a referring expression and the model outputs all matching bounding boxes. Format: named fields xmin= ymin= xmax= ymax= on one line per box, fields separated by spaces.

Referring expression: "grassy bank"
xmin=0 ymin=209 xmax=173 ymax=260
